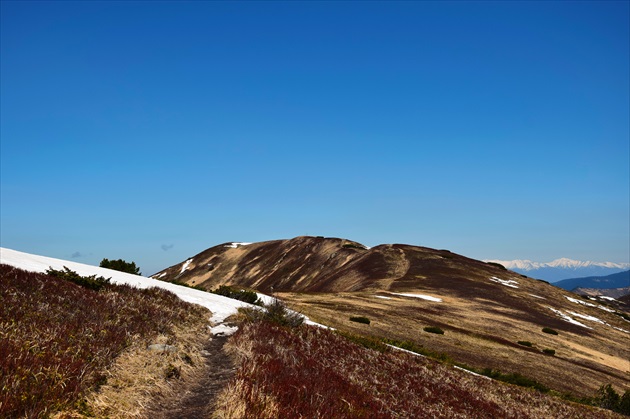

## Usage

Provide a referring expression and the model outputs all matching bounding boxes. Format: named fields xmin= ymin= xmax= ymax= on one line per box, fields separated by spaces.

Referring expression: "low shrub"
xmin=424 ymin=326 xmax=444 ymax=334
xmin=46 ymin=266 xmax=111 ymax=291
xmin=479 ymin=369 xmax=550 ymax=393
xmin=597 ymin=384 xmax=630 ymax=415
xmin=211 ymin=285 xmax=261 ymax=305
xmin=350 ymin=316 xmax=371 ymax=325
xmin=542 ymin=349 xmax=556 ymax=356
xmin=542 ymin=327 xmax=558 ymax=335
xmin=517 ymin=341 xmax=533 ymax=347
xmin=239 ymin=298 xmax=303 ymax=328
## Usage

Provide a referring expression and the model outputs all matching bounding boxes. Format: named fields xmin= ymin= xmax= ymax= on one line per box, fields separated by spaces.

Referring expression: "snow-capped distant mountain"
xmin=484 ymin=258 xmax=630 ymax=282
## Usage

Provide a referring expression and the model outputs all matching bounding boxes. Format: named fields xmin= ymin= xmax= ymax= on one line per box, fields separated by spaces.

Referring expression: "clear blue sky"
xmin=1 ymin=1 xmax=628 ymax=275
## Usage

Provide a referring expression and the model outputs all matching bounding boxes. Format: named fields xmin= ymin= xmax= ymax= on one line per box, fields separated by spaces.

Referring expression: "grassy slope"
xmin=154 ymin=237 xmax=630 ymax=398
xmin=0 ymin=264 xmax=212 ymax=418
xmin=215 ymin=320 xmax=622 ymax=418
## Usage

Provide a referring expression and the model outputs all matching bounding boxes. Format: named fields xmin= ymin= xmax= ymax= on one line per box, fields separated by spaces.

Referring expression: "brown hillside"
xmin=154 ymin=236 xmax=630 ymax=398
xmin=152 ymin=236 xmax=512 ymax=293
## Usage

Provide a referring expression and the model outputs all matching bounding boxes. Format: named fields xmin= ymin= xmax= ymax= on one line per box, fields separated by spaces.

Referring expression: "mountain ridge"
xmin=484 ymin=258 xmax=630 ymax=282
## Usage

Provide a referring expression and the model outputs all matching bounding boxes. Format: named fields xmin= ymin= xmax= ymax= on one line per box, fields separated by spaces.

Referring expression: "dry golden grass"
xmin=279 ymin=289 xmax=630 ymax=399
xmin=53 ymin=312 xmax=212 ymax=418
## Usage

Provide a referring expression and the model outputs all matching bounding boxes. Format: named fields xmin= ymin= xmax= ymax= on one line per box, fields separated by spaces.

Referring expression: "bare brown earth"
xmin=154 ymin=236 xmax=630 ymax=398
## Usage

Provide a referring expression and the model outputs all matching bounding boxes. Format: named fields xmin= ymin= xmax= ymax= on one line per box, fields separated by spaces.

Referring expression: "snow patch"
xmin=612 ymin=327 xmax=630 ymax=334
xmin=547 ymin=307 xmax=592 ymax=329
xmin=224 ymin=242 xmax=252 ymax=248
xmin=567 ymin=311 xmax=605 ymax=324
xmin=179 ymin=258 xmax=193 ymax=274
xmin=565 ymin=296 xmax=596 ymax=307
xmin=454 ymin=366 xmax=493 ymax=380
xmin=210 ymin=324 xmax=239 ymax=336
xmin=599 ymin=296 xmax=617 ymax=301
xmin=389 ymin=293 xmax=443 ymax=302
xmin=386 ymin=344 xmax=426 ymax=357
xmin=489 ymin=277 xmax=519 ymax=288
xmin=0 ymin=247 xmax=251 ymax=327
xmin=529 ymin=294 xmax=546 ymax=300
xmin=374 ymin=295 xmax=393 ymax=300
xmin=565 ymin=295 xmax=617 ymax=313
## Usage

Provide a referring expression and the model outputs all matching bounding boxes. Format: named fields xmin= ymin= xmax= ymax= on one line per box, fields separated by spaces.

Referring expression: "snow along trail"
xmin=0 ymin=247 xmax=251 ymax=327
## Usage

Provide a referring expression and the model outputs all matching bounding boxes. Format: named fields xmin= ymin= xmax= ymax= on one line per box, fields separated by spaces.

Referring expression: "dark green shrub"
xmin=542 ymin=349 xmax=556 ymax=355
xmin=350 ymin=316 xmax=371 ymax=325
xmin=517 ymin=341 xmax=533 ymax=347
xmin=211 ymin=285 xmax=260 ymax=305
xmin=424 ymin=326 xmax=444 ymax=334
xmin=46 ymin=266 xmax=111 ymax=291
xmin=598 ymin=384 xmax=621 ymax=411
xmin=479 ymin=369 xmax=549 ymax=393
xmin=99 ymin=258 xmax=141 ymax=275
xmin=239 ymin=298 xmax=303 ymax=328
xmin=542 ymin=327 xmax=558 ymax=335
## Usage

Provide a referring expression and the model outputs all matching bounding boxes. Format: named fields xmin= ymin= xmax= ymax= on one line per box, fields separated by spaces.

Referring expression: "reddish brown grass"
xmin=0 ymin=264 xmax=208 ymax=418
xmin=217 ymin=320 xmax=622 ymax=418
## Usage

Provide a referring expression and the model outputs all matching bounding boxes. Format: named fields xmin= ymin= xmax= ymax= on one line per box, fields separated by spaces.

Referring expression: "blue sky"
xmin=1 ymin=1 xmax=628 ymax=275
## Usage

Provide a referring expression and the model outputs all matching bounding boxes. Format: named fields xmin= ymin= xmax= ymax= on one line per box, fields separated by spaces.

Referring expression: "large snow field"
xmin=0 ymin=247 xmax=251 ymax=326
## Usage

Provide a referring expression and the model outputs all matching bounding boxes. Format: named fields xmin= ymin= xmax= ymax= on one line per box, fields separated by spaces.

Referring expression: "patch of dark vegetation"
xmin=614 ymin=311 xmax=630 ymax=322
xmin=543 ymin=349 xmax=556 ymax=356
xmin=479 ymin=368 xmax=550 ymax=393
xmin=99 ymin=258 xmax=141 ymax=275
xmin=0 ymin=264 xmax=209 ymax=419
xmin=46 ymin=266 xmax=111 ymax=291
xmin=424 ymin=326 xmax=445 ymax=334
xmin=342 ymin=243 xmax=366 ymax=250
xmin=349 ymin=316 xmax=371 ymax=325
xmin=239 ymin=298 xmax=303 ymax=328
xmin=170 ymin=279 xmax=206 ymax=291
xmin=542 ymin=327 xmax=559 ymax=335
xmin=486 ymin=262 xmax=507 ymax=271
xmin=517 ymin=340 xmax=533 ymax=347
xmin=596 ymin=384 xmax=630 ymax=416
xmin=211 ymin=285 xmax=261 ymax=305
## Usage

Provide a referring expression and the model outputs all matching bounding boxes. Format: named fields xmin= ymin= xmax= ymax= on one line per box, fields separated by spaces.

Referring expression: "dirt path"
xmin=148 ymin=335 xmax=235 ymax=419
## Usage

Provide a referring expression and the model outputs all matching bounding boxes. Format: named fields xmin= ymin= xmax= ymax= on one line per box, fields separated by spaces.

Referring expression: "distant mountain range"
xmin=483 ymin=258 xmax=630 ymax=282
xmin=553 ymin=270 xmax=630 ymax=292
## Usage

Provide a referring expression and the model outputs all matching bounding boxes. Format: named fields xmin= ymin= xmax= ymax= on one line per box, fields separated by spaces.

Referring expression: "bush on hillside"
xmin=517 ymin=341 xmax=533 ymax=347
xmin=542 ymin=349 xmax=556 ymax=356
xmin=542 ymin=327 xmax=559 ymax=335
xmin=596 ymin=384 xmax=630 ymax=415
xmin=480 ymin=369 xmax=550 ymax=393
xmin=46 ymin=266 xmax=111 ymax=291
xmin=350 ymin=316 xmax=371 ymax=325
xmin=239 ymin=298 xmax=304 ymax=328
xmin=99 ymin=258 xmax=141 ymax=275
xmin=424 ymin=326 xmax=444 ymax=334
xmin=211 ymin=285 xmax=260 ymax=305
